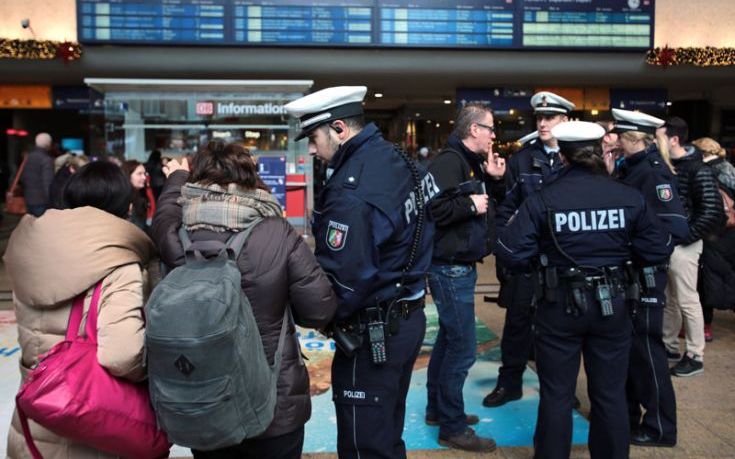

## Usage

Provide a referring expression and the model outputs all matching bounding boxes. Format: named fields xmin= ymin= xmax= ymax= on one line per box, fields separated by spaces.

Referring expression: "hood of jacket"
xmin=3 ymin=206 xmax=155 ymax=306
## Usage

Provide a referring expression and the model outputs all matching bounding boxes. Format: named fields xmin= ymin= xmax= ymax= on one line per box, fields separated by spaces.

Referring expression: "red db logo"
xmin=196 ymin=102 xmax=214 ymax=116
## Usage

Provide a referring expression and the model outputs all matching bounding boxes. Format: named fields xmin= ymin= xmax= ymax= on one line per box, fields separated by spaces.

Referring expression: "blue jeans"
xmin=426 ymin=263 xmax=478 ymax=437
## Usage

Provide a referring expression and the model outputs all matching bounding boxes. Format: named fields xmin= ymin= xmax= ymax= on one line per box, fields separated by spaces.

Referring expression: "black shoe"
xmin=666 ymin=350 xmax=681 ymax=363
xmin=425 ymin=413 xmax=479 ymax=427
xmin=482 ymin=386 xmax=522 ymax=407
xmin=439 ymin=427 xmax=497 ymax=452
xmin=670 ymin=354 xmax=703 ymax=377
xmin=631 ymin=431 xmax=676 ymax=447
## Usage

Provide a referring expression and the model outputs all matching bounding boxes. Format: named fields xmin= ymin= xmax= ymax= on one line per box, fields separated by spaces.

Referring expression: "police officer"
xmin=284 ymin=86 xmax=437 ymax=459
xmin=612 ymin=108 xmax=689 ymax=447
xmin=485 ymin=91 xmax=573 ymax=408
xmin=495 ymin=121 xmax=672 ymax=459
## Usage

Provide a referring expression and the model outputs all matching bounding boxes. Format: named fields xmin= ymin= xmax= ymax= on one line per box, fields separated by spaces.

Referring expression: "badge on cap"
xmin=656 ymin=184 xmax=673 ymax=202
xmin=327 ymin=220 xmax=349 ymax=251
xmin=541 ymin=96 xmax=548 ymax=107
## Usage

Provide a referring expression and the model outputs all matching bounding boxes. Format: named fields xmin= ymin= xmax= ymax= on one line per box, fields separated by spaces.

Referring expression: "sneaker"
xmin=439 ymin=428 xmax=497 ymax=452
xmin=425 ymin=413 xmax=479 ymax=427
xmin=704 ymin=324 xmax=713 ymax=342
xmin=666 ymin=350 xmax=681 ymax=363
xmin=670 ymin=354 xmax=703 ymax=377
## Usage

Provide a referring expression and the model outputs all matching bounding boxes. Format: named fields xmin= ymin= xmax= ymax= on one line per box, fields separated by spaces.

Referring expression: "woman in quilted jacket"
xmin=4 ymin=161 xmax=156 ymax=458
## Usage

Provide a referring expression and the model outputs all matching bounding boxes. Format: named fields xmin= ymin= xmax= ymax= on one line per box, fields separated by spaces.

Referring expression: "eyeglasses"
xmin=475 ymin=123 xmax=496 ymax=134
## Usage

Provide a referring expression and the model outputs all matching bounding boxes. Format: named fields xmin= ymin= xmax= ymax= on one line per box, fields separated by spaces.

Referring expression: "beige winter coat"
xmin=3 ymin=207 xmax=156 ymax=459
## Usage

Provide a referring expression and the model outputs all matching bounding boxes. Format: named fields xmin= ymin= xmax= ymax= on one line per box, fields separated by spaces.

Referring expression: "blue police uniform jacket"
xmin=618 ymin=144 xmax=690 ymax=245
xmin=495 ymin=166 xmax=673 ymax=270
xmin=312 ymin=123 xmax=438 ymax=321
xmin=497 ymin=139 xmax=564 ymax=226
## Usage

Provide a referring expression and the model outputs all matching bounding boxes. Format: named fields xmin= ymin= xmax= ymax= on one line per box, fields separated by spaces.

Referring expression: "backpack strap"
xmin=271 ymin=306 xmax=294 ymax=372
xmin=224 ymin=217 xmax=263 ymax=260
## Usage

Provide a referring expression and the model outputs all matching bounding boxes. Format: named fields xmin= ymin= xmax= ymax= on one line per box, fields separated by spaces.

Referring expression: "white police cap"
xmin=611 ymin=108 xmax=664 ymax=134
xmin=530 ymin=91 xmax=575 ymax=115
xmin=551 ymin=121 xmax=605 ymax=145
xmin=517 ymin=130 xmax=539 ymax=145
xmin=284 ymin=86 xmax=367 ymax=141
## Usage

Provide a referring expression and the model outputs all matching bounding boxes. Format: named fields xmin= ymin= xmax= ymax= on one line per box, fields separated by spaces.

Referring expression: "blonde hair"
xmin=692 ymin=137 xmax=725 ymax=158
xmin=620 ymin=130 xmax=677 ymax=174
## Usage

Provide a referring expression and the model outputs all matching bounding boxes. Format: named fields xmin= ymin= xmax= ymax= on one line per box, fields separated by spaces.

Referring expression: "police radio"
xmin=365 ymin=307 xmax=387 ymax=365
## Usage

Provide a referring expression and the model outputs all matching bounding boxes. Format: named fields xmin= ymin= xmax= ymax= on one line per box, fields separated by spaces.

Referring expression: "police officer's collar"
xmin=328 ymin=122 xmax=380 ymax=171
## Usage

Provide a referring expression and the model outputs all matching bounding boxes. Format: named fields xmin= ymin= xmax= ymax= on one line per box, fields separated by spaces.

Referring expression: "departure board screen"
xmin=77 ymin=0 xmax=654 ymax=50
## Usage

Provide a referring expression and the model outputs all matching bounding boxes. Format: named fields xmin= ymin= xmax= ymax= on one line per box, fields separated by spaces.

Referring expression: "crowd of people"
xmin=3 ymin=86 xmax=734 ymax=459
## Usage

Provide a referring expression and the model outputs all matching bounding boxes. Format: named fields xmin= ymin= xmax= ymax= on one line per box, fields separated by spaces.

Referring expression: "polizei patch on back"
xmin=554 ymin=209 xmax=626 ymax=233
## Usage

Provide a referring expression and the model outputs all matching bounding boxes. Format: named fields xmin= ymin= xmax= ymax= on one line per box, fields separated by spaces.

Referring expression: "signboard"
xmin=456 ymin=88 xmax=534 ymax=113
xmin=610 ymin=88 xmax=667 ymax=111
xmin=0 ymin=85 xmax=52 ymax=109
xmin=257 ymin=156 xmax=287 ymax=209
xmin=78 ymin=0 xmax=654 ymax=50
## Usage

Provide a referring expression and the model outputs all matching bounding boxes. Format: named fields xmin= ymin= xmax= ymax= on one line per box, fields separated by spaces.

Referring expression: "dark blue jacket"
xmin=617 ymin=144 xmax=690 ymax=245
xmin=496 ymin=139 xmax=564 ymax=226
xmin=312 ymin=123 xmax=437 ymax=320
xmin=495 ymin=166 xmax=673 ymax=270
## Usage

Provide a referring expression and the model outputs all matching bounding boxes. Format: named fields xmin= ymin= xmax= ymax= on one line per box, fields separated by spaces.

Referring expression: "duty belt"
xmin=357 ymin=297 xmax=426 ymax=325
xmin=546 ymin=266 xmax=629 ymax=317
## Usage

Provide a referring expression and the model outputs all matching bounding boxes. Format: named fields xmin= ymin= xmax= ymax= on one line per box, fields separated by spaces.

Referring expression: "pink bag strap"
xmin=65 ymin=281 xmax=103 ymax=342
xmin=16 ymin=403 xmax=43 ymax=459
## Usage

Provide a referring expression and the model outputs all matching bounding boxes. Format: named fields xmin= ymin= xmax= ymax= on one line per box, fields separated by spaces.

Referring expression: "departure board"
xmin=77 ymin=0 xmax=654 ymax=50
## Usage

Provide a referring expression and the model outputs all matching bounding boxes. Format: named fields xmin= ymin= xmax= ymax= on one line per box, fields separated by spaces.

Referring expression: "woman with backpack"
xmin=4 ymin=161 xmax=157 ymax=458
xmin=151 ymin=141 xmax=338 ymax=459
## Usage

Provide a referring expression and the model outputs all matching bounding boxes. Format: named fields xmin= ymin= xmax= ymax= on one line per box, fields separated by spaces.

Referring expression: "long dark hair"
xmin=63 ymin=161 xmax=132 ymax=218
xmin=121 ymin=160 xmax=147 ymax=220
xmin=189 ymin=141 xmax=266 ymax=190
xmin=561 ymin=143 xmax=607 ymax=175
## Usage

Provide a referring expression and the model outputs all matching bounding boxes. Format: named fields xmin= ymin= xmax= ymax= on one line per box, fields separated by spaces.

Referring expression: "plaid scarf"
xmin=179 ymin=182 xmax=283 ymax=232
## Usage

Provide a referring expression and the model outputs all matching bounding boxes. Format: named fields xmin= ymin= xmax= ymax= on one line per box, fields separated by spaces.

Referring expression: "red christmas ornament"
xmin=56 ymin=41 xmax=80 ymax=61
xmin=657 ymin=46 xmax=676 ymax=68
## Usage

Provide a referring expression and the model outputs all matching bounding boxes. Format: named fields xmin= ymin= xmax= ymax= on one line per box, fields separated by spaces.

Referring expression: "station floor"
xmin=1 ymin=214 xmax=734 ymax=458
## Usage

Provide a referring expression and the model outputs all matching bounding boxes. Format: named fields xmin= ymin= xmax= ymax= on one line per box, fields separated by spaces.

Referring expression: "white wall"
xmin=0 ymin=0 xmax=75 ymax=41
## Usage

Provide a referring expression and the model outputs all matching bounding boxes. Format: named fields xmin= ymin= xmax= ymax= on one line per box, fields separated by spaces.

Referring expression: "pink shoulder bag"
xmin=15 ymin=281 xmax=170 ymax=458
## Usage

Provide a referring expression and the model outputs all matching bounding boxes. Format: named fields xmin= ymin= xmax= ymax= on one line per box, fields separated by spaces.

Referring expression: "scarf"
xmin=179 ymin=182 xmax=283 ymax=232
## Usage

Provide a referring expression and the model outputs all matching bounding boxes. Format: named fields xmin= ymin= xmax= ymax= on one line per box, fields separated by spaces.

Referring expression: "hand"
xmin=484 ymin=153 xmax=506 ymax=179
xmin=162 ymin=157 xmax=190 ymax=178
xmin=603 ymin=150 xmax=616 ymax=175
xmin=469 ymin=194 xmax=489 ymax=215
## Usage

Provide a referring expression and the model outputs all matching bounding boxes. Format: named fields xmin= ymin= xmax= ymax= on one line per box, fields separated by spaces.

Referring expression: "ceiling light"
xmin=435 ymin=123 xmax=440 ymax=127
xmin=443 ymin=99 xmax=451 ymax=104
xmin=415 ymin=112 xmax=420 ymax=117
xmin=591 ymin=109 xmax=599 ymax=116
xmin=375 ymin=93 xmax=383 ymax=98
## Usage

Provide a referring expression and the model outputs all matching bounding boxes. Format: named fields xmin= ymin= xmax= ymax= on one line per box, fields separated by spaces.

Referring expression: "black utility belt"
xmin=334 ymin=297 xmax=425 ymax=365
xmin=542 ymin=266 xmax=630 ymax=318
xmin=357 ymin=297 xmax=426 ymax=324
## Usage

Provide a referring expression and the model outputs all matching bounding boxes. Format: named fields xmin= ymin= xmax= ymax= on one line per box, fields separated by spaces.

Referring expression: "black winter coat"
xmin=671 ymin=149 xmax=725 ymax=245
xmin=699 ymin=230 xmax=735 ymax=310
xmin=152 ymin=171 xmax=338 ymax=438
xmin=20 ymin=147 xmax=54 ymax=207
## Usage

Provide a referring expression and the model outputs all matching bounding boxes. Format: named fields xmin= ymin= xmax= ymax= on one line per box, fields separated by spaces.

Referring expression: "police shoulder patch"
xmin=656 ymin=184 xmax=673 ymax=202
xmin=326 ymin=220 xmax=349 ymax=251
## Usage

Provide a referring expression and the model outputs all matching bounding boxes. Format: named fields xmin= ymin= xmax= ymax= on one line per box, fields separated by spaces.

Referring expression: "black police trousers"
xmin=533 ymin=291 xmax=631 ymax=459
xmin=626 ymin=271 xmax=677 ymax=443
xmin=497 ymin=272 xmax=535 ymax=393
xmin=331 ymin=308 xmax=425 ymax=459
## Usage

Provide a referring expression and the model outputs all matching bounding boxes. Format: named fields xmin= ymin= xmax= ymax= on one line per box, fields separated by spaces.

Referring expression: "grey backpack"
xmin=145 ymin=222 xmax=289 ymax=450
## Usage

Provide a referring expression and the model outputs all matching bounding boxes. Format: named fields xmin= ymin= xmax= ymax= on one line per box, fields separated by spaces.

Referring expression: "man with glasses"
xmin=484 ymin=91 xmax=574 ymax=408
xmin=425 ymin=103 xmax=505 ymax=452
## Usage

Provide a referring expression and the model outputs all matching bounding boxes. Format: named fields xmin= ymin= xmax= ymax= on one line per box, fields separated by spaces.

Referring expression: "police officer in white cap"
xmin=495 ymin=121 xmax=672 ymax=459
xmin=612 ymin=108 xmax=687 ymax=447
xmin=284 ymin=86 xmax=437 ymax=459
xmin=485 ymin=91 xmax=574 ymax=409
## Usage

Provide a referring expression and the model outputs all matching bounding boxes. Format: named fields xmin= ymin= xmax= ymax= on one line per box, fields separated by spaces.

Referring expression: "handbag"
xmin=15 ymin=281 xmax=171 ymax=459
xmin=5 ymin=155 xmax=28 ymax=215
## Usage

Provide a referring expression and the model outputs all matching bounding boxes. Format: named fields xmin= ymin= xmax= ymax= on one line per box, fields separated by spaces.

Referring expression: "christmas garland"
xmin=646 ymin=46 xmax=735 ymax=67
xmin=0 ymin=39 xmax=82 ymax=61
